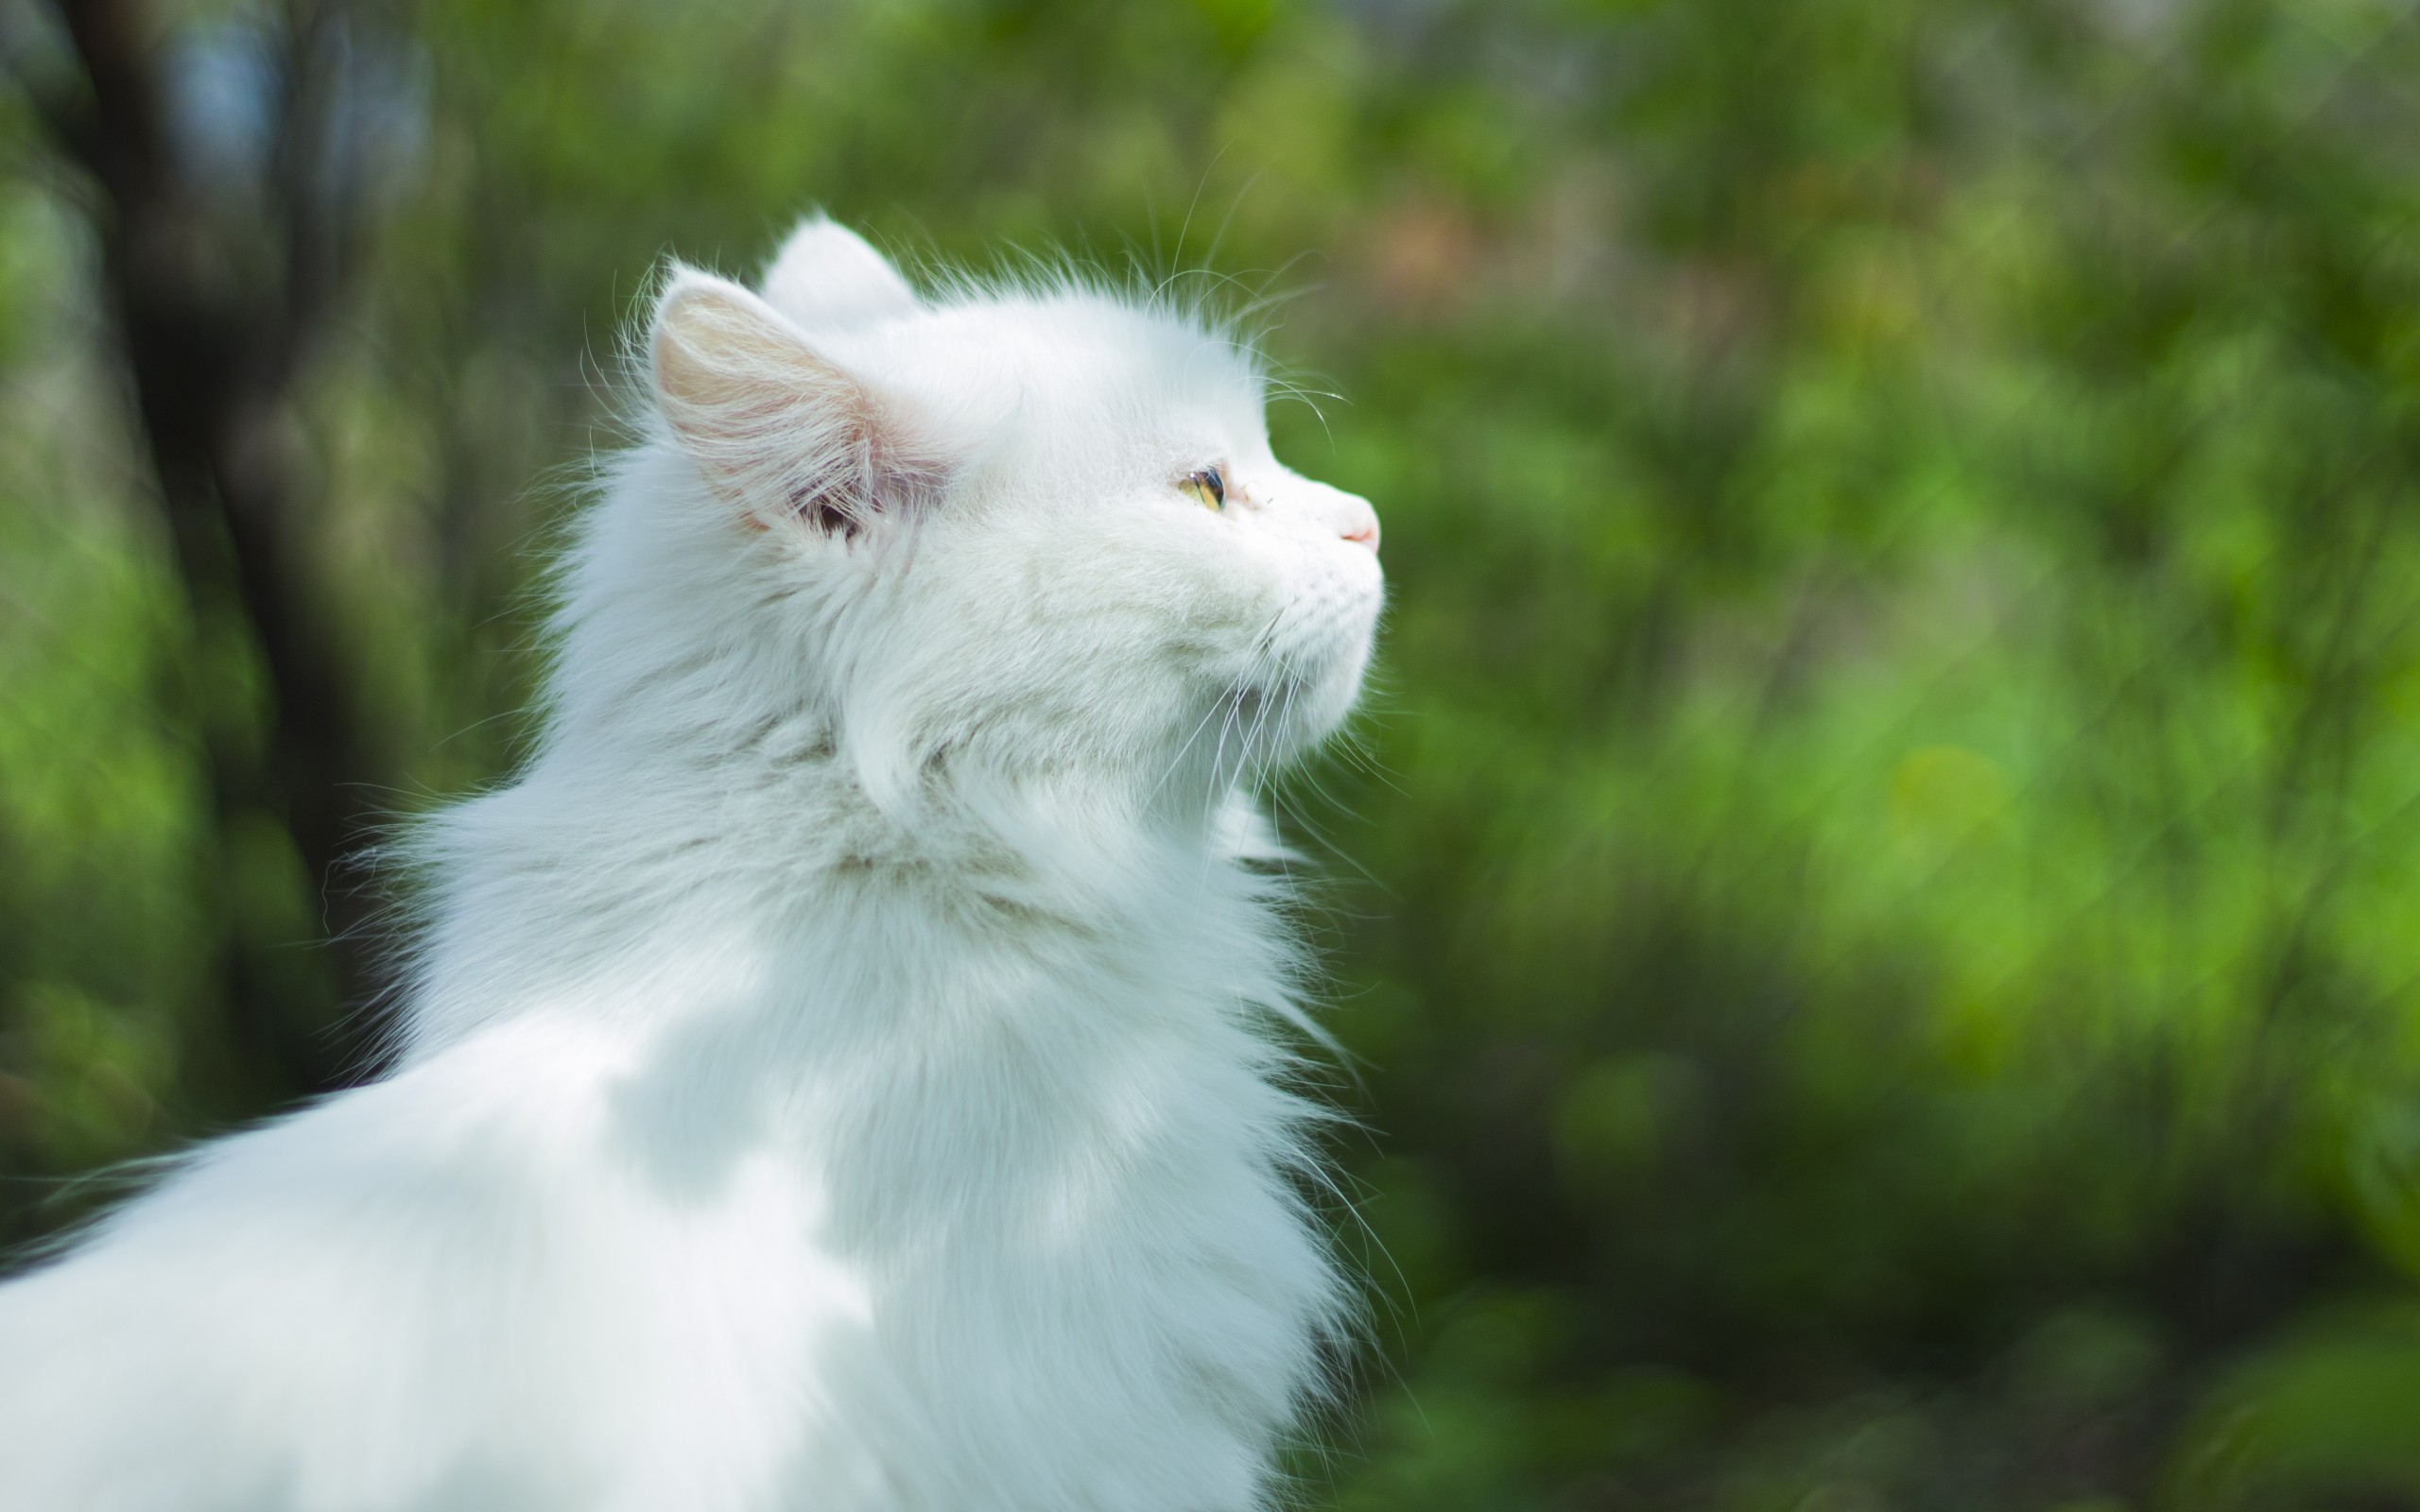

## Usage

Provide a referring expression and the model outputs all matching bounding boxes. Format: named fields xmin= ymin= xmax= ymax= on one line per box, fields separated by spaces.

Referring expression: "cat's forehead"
xmin=863 ymin=288 xmax=1265 ymax=438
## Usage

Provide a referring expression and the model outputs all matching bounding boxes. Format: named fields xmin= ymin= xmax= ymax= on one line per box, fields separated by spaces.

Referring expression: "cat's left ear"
xmin=648 ymin=267 xmax=944 ymax=537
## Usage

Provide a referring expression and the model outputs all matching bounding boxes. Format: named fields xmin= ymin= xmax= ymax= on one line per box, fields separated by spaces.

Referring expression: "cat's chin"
xmin=1240 ymin=652 xmax=1373 ymax=776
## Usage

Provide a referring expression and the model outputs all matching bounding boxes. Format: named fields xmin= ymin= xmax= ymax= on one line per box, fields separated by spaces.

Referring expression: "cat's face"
xmin=644 ymin=219 xmax=1382 ymax=808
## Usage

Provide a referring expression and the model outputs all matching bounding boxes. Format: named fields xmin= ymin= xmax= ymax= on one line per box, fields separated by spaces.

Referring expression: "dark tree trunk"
xmin=19 ymin=0 xmax=389 ymax=1102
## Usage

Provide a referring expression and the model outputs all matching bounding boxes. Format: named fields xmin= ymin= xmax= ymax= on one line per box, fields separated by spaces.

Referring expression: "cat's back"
xmin=0 ymin=1019 xmax=851 ymax=1512
xmin=0 ymin=979 xmax=1337 ymax=1512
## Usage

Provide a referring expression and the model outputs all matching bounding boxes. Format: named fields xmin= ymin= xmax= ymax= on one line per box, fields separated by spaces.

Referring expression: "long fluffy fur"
xmin=0 ymin=216 xmax=1385 ymax=1511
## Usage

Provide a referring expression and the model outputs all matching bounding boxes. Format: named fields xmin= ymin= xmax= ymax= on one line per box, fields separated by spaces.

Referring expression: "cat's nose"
xmin=1293 ymin=477 xmax=1381 ymax=554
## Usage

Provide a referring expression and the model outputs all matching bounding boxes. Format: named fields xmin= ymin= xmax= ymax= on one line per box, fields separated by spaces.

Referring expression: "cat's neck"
xmin=392 ymin=734 xmax=1283 ymax=1064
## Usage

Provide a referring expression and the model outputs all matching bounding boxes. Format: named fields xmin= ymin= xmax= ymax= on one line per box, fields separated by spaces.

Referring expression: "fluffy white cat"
xmin=0 ymin=217 xmax=1383 ymax=1511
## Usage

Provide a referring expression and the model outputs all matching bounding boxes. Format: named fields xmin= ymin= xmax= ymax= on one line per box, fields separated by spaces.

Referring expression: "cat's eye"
xmin=1179 ymin=466 xmax=1226 ymax=512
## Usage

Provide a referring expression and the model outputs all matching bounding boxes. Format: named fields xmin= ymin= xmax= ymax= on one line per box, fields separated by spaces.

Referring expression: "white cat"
xmin=0 ymin=217 xmax=1383 ymax=1511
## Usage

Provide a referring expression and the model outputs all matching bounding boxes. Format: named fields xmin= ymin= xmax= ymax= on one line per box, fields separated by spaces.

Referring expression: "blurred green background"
xmin=11 ymin=0 xmax=2420 ymax=1505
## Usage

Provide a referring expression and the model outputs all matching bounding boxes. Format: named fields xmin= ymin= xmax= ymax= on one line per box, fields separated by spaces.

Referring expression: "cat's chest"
xmin=803 ymin=1015 xmax=1273 ymax=1260
xmin=804 ymin=1074 xmax=1315 ymax=1508
xmin=594 ymin=1026 xmax=1314 ymax=1509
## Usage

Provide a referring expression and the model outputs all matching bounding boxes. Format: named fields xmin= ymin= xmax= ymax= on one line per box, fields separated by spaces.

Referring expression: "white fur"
xmin=0 ymin=219 xmax=1383 ymax=1511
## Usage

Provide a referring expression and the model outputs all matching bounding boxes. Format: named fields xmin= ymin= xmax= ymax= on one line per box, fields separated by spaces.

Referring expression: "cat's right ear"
xmin=648 ymin=268 xmax=942 ymax=538
xmin=760 ymin=215 xmax=921 ymax=335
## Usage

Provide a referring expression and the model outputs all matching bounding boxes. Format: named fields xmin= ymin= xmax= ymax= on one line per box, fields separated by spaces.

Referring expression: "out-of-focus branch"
xmin=19 ymin=0 xmax=390 ymax=1100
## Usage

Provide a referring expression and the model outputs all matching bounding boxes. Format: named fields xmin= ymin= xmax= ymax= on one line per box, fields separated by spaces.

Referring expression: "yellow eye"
xmin=1179 ymin=466 xmax=1226 ymax=512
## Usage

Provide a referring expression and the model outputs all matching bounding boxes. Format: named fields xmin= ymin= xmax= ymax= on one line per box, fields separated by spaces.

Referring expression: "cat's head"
xmin=575 ymin=215 xmax=1381 ymax=826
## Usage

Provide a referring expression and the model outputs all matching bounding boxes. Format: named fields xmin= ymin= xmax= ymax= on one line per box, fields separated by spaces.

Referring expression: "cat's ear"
xmin=759 ymin=215 xmax=920 ymax=335
xmin=649 ymin=268 xmax=944 ymax=538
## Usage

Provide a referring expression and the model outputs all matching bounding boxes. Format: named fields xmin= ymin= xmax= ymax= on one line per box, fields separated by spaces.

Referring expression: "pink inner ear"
xmin=786 ymin=480 xmax=863 ymax=539
xmin=651 ymin=278 xmax=950 ymax=538
xmin=653 ymin=287 xmax=900 ymax=529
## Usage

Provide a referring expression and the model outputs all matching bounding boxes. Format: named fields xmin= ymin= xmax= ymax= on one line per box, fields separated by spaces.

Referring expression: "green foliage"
xmin=10 ymin=0 xmax=2420 ymax=1504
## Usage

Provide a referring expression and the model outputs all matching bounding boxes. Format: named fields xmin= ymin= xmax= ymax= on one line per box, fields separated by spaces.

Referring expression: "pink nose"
xmin=1333 ymin=494 xmax=1380 ymax=554
xmin=1283 ymin=476 xmax=1381 ymax=554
